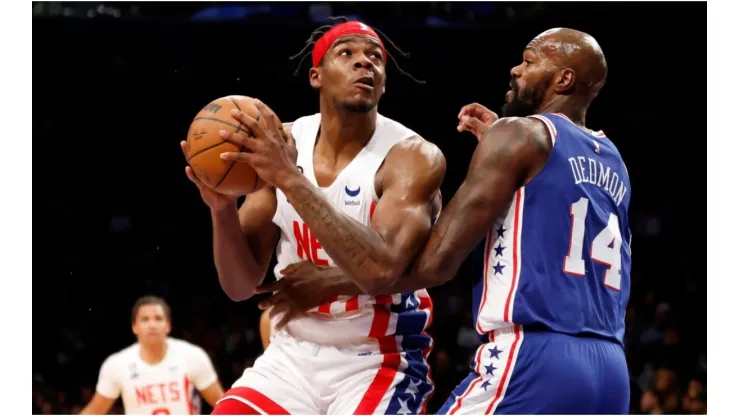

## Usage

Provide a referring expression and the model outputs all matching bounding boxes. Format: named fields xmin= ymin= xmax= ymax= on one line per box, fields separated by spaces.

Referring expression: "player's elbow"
xmin=357 ymin=266 xmax=401 ymax=296
xmin=415 ymin=255 xmax=455 ymax=287
xmin=220 ymin=283 xmax=254 ymax=302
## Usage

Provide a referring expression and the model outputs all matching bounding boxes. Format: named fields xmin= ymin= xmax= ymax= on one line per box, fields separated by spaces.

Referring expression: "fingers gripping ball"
xmin=185 ymin=96 xmax=283 ymax=196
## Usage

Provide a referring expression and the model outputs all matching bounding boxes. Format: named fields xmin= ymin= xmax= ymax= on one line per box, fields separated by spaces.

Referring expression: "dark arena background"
xmin=33 ymin=2 xmax=707 ymax=414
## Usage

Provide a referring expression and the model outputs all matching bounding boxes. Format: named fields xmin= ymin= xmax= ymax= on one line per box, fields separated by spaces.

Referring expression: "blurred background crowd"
xmin=33 ymin=2 xmax=706 ymax=414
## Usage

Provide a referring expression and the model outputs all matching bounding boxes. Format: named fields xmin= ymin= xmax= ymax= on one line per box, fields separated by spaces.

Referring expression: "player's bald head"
xmin=528 ymin=28 xmax=607 ymax=97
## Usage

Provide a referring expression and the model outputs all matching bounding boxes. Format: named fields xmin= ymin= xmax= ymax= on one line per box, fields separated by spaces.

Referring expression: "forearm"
xmin=211 ymin=205 xmax=265 ymax=301
xmin=330 ymin=271 xmax=441 ymax=296
xmin=280 ymin=176 xmax=396 ymax=292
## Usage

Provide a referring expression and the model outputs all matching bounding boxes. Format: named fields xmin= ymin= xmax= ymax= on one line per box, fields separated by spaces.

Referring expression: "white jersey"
xmin=95 ymin=337 xmax=218 ymax=415
xmin=272 ymin=113 xmax=434 ymax=347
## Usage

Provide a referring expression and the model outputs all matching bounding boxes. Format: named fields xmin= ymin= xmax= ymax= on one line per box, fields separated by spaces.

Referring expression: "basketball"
xmin=184 ymin=95 xmax=283 ymax=196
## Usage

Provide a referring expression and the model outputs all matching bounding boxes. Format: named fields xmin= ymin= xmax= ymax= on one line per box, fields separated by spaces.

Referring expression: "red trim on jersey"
xmin=369 ymin=303 xmax=391 ymax=338
xmin=218 ymin=387 xmax=290 ymax=415
xmin=448 ymin=345 xmax=486 ymax=414
xmin=318 ymin=296 xmax=338 ymax=314
xmin=485 ymin=325 xmax=523 ymax=414
xmin=345 ymin=296 xmax=360 ymax=311
xmin=184 ymin=377 xmax=194 ymax=415
xmin=475 ymin=229 xmax=494 ymax=333
xmin=374 ymin=294 xmax=393 ymax=305
xmin=503 ymin=189 xmax=523 ymax=322
xmin=370 ymin=200 xmax=377 ymax=220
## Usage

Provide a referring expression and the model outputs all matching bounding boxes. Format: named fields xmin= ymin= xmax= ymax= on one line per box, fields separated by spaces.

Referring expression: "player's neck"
xmin=538 ymin=97 xmax=588 ymax=127
xmin=139 ymin=341 xmax=168 ymax=365
xmin=318 ymin=105 xmax=377 ymax=157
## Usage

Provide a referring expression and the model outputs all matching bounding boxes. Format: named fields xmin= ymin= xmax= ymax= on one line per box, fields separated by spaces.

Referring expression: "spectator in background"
xmin=640 ymin=368 xmax=681 ymax=414
xmin=682 ymin=380 xmax=707 ymax=414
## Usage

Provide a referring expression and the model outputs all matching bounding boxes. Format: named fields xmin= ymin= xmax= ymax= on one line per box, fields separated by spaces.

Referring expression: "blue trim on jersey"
xmin=384 ymin=292 xmax=434 ymax=414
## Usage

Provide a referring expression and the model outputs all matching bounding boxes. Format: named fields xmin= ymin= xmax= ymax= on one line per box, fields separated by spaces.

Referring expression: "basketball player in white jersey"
xmin=181 ymin=19 xmax=445 ymax=415
xmin=81 ymin=296 xmax=224 ymax=415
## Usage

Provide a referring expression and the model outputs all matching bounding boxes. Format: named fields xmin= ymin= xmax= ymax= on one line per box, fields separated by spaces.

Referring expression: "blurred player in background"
xmin=81 ymin=296 xmax=224 ymax=415
xmin=183 ymin=18 xmax=443 ymax=415
xmin=261 ymin=28 xmax=632 ymax=414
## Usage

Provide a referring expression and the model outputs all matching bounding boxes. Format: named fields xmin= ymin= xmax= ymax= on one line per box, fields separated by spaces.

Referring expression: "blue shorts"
xmin=436 ymin=325 xmax=629 ymax=414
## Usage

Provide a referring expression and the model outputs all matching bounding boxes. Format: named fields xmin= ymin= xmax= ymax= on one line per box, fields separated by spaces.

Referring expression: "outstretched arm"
xmin=411 ymin=117 xmax=551 ymax=286
xmin=279 ymin=137 xmax=446 ymax=295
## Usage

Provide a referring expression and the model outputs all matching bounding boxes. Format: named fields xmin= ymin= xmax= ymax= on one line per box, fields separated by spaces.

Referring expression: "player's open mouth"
xmin=354 ymin=76 xmax=375 ymax=91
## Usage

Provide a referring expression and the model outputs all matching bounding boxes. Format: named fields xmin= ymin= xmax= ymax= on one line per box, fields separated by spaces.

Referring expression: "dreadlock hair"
xmin=289 ymin=16 xmax=426 ymax=85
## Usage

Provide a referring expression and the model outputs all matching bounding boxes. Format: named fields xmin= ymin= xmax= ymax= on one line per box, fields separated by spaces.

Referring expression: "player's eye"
xmin=370 ymin=51 xmax=382 ymax=59
xmin=339 ymin=49 xmax=351 ymax=56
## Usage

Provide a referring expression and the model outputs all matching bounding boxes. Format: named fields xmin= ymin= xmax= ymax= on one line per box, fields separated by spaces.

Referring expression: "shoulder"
xmin=479 ymin=117 xmax=551 ymax=158
xmin=170 ymin=337 xmax=206 ymax=355
xmin=388 ymin=135 xmax=445 ymax=166
xmin=286 ymin=114 xmax=319 ymax=132
xmin=100 ymin=345 xmax=131 ymax=371
xmin=384 ymin=135 xmax=446 ymax=192
xmin=487 ymin=116 xmax=549 ymax=140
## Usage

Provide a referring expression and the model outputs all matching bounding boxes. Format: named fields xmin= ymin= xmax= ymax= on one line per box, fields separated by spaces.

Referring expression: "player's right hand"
xmin=180 ymin=141 xmax=238 ymax=211
xmin=253 ymin=261 xmax=340 ymax=331
xmin=457 ymin=102 xmax=499 ymax=142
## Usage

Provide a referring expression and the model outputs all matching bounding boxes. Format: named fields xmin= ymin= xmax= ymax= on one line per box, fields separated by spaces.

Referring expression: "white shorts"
xmin=218 ymin=330 xmax=434 ymax=414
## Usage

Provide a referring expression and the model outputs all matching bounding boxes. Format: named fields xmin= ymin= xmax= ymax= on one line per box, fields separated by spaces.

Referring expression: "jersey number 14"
xmin=563 ymin=197 xmax=622 ymax=291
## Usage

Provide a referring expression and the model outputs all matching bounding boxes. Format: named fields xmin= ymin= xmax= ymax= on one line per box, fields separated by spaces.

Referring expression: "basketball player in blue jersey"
xmin=259 ymin=27 xmax=631 ymax=414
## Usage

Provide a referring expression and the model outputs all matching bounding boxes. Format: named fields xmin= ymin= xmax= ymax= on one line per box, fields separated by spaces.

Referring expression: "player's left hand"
xmin=219 ymin=100 xmax=300 ymax=189
xmin=253 ymin=261 xmax=340 ymax=331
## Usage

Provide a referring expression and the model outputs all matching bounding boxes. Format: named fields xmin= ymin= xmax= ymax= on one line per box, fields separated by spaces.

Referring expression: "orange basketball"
xmin=184 ymin=95 xmax=282 ymax=196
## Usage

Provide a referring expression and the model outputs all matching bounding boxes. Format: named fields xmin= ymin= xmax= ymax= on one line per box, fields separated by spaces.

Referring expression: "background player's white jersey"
xmin=272 ymin=113 xmax=434 ymax=345
xmin=95 ymin=337 xmax=218 ymax=415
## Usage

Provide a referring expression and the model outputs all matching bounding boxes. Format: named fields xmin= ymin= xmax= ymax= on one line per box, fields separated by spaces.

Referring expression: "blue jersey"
xmin=471 ymin=113 xmax=632 ymax=345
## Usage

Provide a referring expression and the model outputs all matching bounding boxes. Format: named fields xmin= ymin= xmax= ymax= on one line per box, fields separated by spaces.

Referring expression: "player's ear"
xmin=554 ymin=68 xmax=576 ymax=93
xmin=309 ymin=67 xmax=321 ymax=89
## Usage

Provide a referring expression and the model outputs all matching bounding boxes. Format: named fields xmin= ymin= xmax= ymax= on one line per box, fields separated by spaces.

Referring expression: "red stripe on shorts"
xmin=355 ymin=301 xmax=401 ymax=414
xmin=318 ymin=295 xmax=338 ymax=314
xmin=220 ymin=387 xmax=290 ymax=415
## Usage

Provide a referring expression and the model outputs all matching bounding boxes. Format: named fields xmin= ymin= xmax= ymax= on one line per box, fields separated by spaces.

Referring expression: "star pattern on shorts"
xmin=405 ymin=379 xmax=421 ymax=402
xmin=496 ymin=225 xmax=507 ymax=238
xmin=481 ymin=379 xmax=492 ymax=391
xmin=397 ymin=397 xmax=412 ymax=415
xmin=484 ymin=363 xmax=496 ymax=375
xmin=489 ymin=345 xmax=502 ymax=360
xmin=493 ymin=261 xmax=505 ymax=275
xmin=494 ymin=243 xmax=506 ymax=257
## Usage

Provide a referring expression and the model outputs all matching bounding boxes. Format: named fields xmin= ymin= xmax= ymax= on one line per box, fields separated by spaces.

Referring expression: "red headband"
xmin=311 ymin=21 xmax=387 ymax=67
